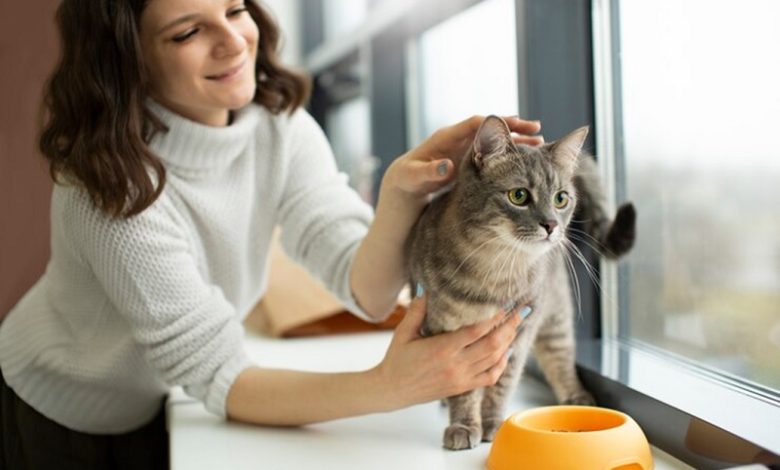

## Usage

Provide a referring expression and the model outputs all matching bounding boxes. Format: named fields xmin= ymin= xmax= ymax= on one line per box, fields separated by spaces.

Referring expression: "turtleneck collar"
xmin=146 ymin=99 xmax=260 ymax=176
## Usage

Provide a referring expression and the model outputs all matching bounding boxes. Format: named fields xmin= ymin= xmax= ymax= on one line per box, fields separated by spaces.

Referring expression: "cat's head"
xmin=456 ymin=115 xmax=588 ymax=255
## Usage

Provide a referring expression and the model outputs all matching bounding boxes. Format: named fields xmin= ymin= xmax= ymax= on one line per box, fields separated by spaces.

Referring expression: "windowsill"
xmin=573 ymin=337 xmax=780 ymax=468
xmin=168 ymin=331 xmax=698 ymax=469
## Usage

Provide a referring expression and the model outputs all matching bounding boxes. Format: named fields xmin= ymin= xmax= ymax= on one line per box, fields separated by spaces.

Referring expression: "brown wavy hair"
xmin=39 ymin=0 xmax=311 ymax=218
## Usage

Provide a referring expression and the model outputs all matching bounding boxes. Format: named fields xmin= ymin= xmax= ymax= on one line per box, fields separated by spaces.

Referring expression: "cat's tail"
xmin=572 ymin=155 xmax=636 ymax=259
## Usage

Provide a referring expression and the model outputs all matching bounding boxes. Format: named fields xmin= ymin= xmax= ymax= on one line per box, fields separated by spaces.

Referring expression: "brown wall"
xmin=0 ymin=2 xmax=60 ymax=317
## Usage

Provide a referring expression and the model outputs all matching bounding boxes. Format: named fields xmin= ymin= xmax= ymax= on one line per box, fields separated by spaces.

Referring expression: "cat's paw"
xmin=443 ymin=423 xmax=482 ymax=450
xmin=562 ymin=391 xmax=596 ymax=406
xmin=481 ymin=417 xmax=504 ymax=442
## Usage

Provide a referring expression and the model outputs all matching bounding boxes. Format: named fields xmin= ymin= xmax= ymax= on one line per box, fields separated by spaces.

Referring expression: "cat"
xmin=405 ymin=115 xmax=635 ymax=450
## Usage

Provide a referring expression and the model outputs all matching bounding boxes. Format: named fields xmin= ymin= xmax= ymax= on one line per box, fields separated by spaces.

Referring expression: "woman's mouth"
xmin=206 ymin=61 xmax=246 ymax=81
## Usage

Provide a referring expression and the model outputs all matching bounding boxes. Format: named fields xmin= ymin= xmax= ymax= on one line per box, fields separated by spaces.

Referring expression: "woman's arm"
xmin=226 ymin=114 xmax=536 ymax=426
xmin=350 ymin=115 xmax=543 ymax=319
xmin=225 ymin=294 xmax=522 ymax=426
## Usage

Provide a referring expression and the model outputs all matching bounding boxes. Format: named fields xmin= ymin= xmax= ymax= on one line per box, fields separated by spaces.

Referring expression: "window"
xmin=592 ymin=0 xmax=780 ymax=459
xmin=407 ymin=0 xmax=518 ymax=146
xmin=325 ymin=96 xmax=378 ymax=203
xmin=322 ymin=0 xmax=370 ymax=40
xmin=617 ymin=0 xmax=780 ymax=392
xmin=302 ymin=0 xmax=780 ymax=462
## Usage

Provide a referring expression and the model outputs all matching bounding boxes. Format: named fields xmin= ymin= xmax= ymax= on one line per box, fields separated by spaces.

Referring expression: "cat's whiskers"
xmin=558 ymin=244 xmax=583 ymax=319
xmin=566 ymin=233 xmax=605 ymax=257
xmin=562 ymin=240 xmax=599 ymax=286
xmin=567 ymin=227 xmax=615 ymax=257
xmin=561 ymin=239 xmax=620 ymax=310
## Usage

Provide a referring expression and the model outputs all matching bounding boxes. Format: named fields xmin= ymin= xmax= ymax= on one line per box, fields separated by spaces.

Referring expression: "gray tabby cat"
xmin=406 ymin=115 xmax=635 ymax=450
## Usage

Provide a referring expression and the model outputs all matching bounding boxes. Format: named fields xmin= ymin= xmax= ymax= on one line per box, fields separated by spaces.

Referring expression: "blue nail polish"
xmin=519 ymin=306 xmax=533 ymax=319
xmin=415 ymin=283 xmax=424 ymax=298
xmin=436 ymin=161 xmax=448 ymax=176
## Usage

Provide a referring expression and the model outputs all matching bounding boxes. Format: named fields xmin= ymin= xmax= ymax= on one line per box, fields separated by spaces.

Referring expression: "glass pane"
xmin=414 ymin=0 xmax=518 ymax=143
xmin=618 ymin=0 xmax=780 ymax=390
xmin=325 ymin=97 xmax=378 ymax=203
xmin=323 ymin=0 xmax=370 ymax=40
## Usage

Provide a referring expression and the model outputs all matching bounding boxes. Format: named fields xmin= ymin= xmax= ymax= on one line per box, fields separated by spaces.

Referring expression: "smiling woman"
xmin=140 ymin=0 xmax=261 ymax=126
xmin=37 ymin=0 xmax=309 ymax=218
xmin=0 ymin=0 xmax=545 ymax=469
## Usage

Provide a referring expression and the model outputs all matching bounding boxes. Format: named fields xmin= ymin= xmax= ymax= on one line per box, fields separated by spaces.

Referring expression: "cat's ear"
xmin=473 ymin=115 xmax=512 ymax=170
xmin=550 ymin=126 xmax=589 ymax=175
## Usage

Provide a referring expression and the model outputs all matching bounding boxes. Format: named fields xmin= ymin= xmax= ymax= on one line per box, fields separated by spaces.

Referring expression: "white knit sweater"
xmin=0 ymin=101 xmax=374 ymax=434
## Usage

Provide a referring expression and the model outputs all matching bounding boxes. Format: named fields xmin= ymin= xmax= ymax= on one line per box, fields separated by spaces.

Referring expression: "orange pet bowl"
xmin=486 ymin=406 xmax=653 ymax=470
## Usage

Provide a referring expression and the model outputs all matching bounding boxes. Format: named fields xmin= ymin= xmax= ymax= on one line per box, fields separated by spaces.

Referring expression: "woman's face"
xmin=140 ymin=0 xmax=259 ymax=126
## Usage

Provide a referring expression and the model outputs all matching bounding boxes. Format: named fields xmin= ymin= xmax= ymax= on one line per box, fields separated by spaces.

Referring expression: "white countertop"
xmin=167 ymin=331 xmax=693 ymax=469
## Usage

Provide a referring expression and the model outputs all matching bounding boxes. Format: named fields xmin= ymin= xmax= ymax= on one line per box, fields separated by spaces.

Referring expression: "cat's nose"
xmin=540 ymin=220 xmax=558 ymax=235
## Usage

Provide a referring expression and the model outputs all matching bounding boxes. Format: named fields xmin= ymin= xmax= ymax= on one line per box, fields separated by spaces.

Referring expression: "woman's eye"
xmin=173 ymin=29 xmax=198 ymax=42
xmin=228 ymin=6 xmax=248 ymax=17
xmin=553 ymin=191 xmax=570 ymax=209
xmin=508 ymin=188 xmax=530 ymax=206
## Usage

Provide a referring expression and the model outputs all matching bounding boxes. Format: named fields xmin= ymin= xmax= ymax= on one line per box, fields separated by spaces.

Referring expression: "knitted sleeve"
xmin=63 ymin=188 xmax=253 ymax=418
xmin=276 ymin=110 xmax=375 ymax=321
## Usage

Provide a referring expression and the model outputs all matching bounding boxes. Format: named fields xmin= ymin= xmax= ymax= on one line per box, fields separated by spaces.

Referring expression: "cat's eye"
xmin=553 ymin=191 xmax=570 ymax=209
xmin=508 ymin=188 xmax=530 ymax=206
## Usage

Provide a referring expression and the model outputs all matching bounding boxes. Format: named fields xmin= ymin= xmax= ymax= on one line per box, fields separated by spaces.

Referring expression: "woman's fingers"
xmin=431 ymin=159 xmax=453 ymax=179
xmin=467 ymin=330 xmax=517 ymax=375
xmin=445 ymin=115 xmax=539 ymax=140
xmin=513 ymin=134 xmax=545 ymax=146
xmin=393 ymin=294 xmax=427 ymax=342
xmin=391 ymin=158 xmax=455 ymax=195
xmin=450 ymin=308 xmax=516 ymax=349
xmin=381 ymin=301 xmax=530 ymax=403
xmin=503 ymin=116 xmax=542 ymax=136
xmin=411 ymin=158 xmax=454 ymax=185
xmin=388 ymin=115 xmax=543 ymax=197
xmin=476 ymin=351 xmax=510 ymax=387
xmin=464 ymin=309 xmax=521 ymax=367
xmin=431 ymin=115 xmax=542 ymax=159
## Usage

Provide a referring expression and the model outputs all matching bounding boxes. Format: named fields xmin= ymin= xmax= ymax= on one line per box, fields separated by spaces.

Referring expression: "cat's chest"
xmin=467 ymin=246 xmax=546 ymax=301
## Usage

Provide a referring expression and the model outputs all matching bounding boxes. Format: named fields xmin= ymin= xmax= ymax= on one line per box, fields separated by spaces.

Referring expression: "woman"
xmin=0 ymin=0 xmax=541 ymax=467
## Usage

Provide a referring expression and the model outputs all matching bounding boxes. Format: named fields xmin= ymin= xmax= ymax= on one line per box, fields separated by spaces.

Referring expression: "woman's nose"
xmin=214 ymin=25 xmax=246 ymax=57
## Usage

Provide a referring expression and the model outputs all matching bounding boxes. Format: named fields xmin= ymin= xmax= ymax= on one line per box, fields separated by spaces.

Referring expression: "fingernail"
xmin=519 ymin=306 xmax=533 ymax=320
xmin=415 ymin=282 xmax=424 ymax=298
xmin=436 ymin=161 xmax=448 ymax=176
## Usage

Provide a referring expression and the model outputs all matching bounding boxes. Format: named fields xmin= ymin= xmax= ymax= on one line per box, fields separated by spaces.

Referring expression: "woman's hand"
xmin=373 ymin=295 xmax=524 ymax=409
xmin=226 ymin=294 xmax=525 ymax=426
xmin=381 ymin=115 xmax=543 ymax=207
xmin=350 ymin=115 xmax=541 ymax=320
